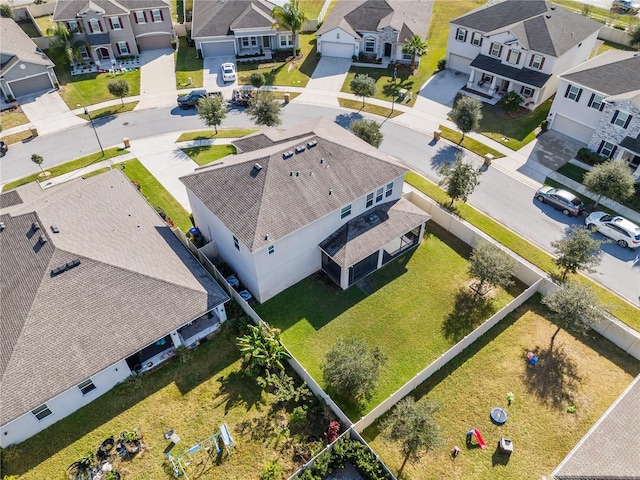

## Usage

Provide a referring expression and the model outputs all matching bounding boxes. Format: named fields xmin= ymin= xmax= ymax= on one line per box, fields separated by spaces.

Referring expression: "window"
xmin=471 ymin=32 xmax=482 ymax=46
xmin=88 ymin=18 xmax=102 ymax=33
xmin=68 ymin=20 xmax=80 ymax=33
xmin=109 ymin=17 xmax=122 ymax=29
xmin=233 ymin=235 xmax=240 ymax=250
xmin=564 ymin=85 xmax=582 ymax=102
xmin=79 ymin=46 xmax=90 ymax=59
xmin=588 ymin=93 xmax=604 ymax=111
xmin=402 ymin=53 xmax=412 ymax=61
xmin=341 ymin=205 xmax=351 ymax=219
xmin=268 ymin=245 xmax=275 ymax=255
xmin=598 ymin=141 xmax=616 ymax=158
xmin=481 ymin=73 xmax=493 ymax=84
xmin=375 ymin=187 xmax=384 ymax=203
xmin=611 ymin=111 xmax=632 ymax=128
xmin=366 ymin=192 xmax=374 ymax=208
xmin=31 ymin=404 xmax=52 ymax=421
xmin=279 ymin=34 xmax=293 ymax=47
xmin=135 ymin=11 xmax=146 ymax=24
xmin=117 ymin=41 xmax=129 ymax=54
xmin=242 ymin=37 xmax=249 ymax=47
xmin=385 ymin=182 xmax=393 ymax=198
xmin=456 ymin=28 xmax=467 ymax=42
xmin=529 ymin=54 xmax=544 ymax=69
xmin=520 ymin=86 xmax=534 ymax=97
xmin=365 ymin=37 xmax=376 ymax=53
xmin=152 ymin=9 xmax=163 ymax=22
xmin=490 ymin=42 xmax=502 ymax=57
xmin=506 ymin=49 xmax=521 ymax=65
xmin=78 ymin=379 xmax=97 ymax=396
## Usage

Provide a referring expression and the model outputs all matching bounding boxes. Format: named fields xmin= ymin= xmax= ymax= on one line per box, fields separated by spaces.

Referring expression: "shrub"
xmin=540 ymin=119 xmax=548 ymax=131
xmin=325 ymin=421 xmax=340 ymax=443
xmin=154 ymin=205 xmax=167 ymax=220
xmin=290 ymin=405 xmax=308 ymax=426
xmin=613 ymin=24 xmax=626 ymax=30
xmin=576 ymin=147 xmax=607 ymax=165
xmin=437 ymin=59 xmax=446 ymax=71
xmin=260 ymin=459 xmax=285 ymax=480
xmin=500 ymin=91 xmax=523 ymax=113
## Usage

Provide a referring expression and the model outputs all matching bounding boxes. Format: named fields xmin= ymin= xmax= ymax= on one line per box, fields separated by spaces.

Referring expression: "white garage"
xmin=201 ymin=41 xmax=236 ymax=57
xmin=551 ymin=114 xmax=595 ymax=144
xmin=8 ymin=73 xmax=54 ymax=98
xmin=447 ymin=53 xmax=472 ymax=74
xmin=320 ymin=41 xmax=355 ymax=58
xmin=137 ymin=34 xmax=172 ymax=51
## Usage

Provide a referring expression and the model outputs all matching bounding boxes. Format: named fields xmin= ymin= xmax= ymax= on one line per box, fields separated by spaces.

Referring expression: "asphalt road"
xmin=1 ymin=103 xmax=638 ymax=307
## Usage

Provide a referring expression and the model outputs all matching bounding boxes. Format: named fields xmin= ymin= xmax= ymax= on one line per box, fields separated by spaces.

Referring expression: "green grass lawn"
xmin=341 ymin=66 xmax=424 ymax=108
xmin=439 ymin=125 xmax=506 ymax=158
xmin=405 ymin=172 xmax=640 ymax=330
xmin=0 ymin=325 xmax=328 ymax=480
xmin=256 ymin=224 xmax=525 ymax=420
xmin=56 ymin=68 xmax=141 ymax=109
xmin=477 ymin=98 xmax=552 ymax=150
xmin=176 ymin=128 xmax=257 ymax=142
xmin=365 ymin=297 xmax=640 ymax=479
xmin=0 ymin=107 xmax=29 ymax=130
xmin=182 ymin=144 xmax=237 ymax=166
xmin=337 ymin=98 xmax=404 ymax=118
xmin=596 ymin=39 xmax=635 ymax=56
xmin=0 ymin=130 xmax=33 ymax=147
xmin=33 ymin=15 xmax=56 ymax=35
xmin=78 ymin=102 xmax=138 ymax=120
xmin=551 ymin=0 xmax=638 ymax=27
xmin=300 ymin=0 xmax=326 ymax=19
xmin=175 ymin=37 xmax=203 ymax=88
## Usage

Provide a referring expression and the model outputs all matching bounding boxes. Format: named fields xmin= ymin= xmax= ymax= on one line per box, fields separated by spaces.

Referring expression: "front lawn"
xmin=175 ymin=37 xmax=203 ymax=88
xmin=0 ymin=106 xmax=29 ymax=130
xmin=182 ymin=144 xmax=237 ymax=166
xmin=439 ymin=125 xmax=506 ymax=158
xmin=257 ymin=224 xmax=525 ymax=419
xmin=337 ymin=98 xmax=404 ymax=118
xmin=341 ymin=66 xmax=424 ymax=108
xmin=176 ymin=128 xmax=257 ymax=142
xmin=365 ymin=297 xmax=640 ymax=479
xmin=55 ymin=68 xmax=141 ymax=109
xmin=477 ymin=98 xmax=552 ymax=150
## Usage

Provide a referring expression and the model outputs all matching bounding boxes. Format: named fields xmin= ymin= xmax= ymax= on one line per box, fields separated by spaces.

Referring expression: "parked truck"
xmin=177 ymin=89 xmax=222 ymax=109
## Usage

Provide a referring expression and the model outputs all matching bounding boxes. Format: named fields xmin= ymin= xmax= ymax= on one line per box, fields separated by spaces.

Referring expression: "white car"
xmin=221 ymin=63 xmax=236 ymax=83
xmin=585 ymin=211 xmax=640 ymax=249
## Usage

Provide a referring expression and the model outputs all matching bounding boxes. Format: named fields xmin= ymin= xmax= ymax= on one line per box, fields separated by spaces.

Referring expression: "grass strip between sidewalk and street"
xmin=438 ymin=125 xmax=506 ymax=159
xmin=0 ymin=130 xmax=33 ymax=147
xmin=78 ymin=102 xmax=138 ymax=121
xmin=405 ymin=171 xmax=640 ymax=330
xmin=338 ymin=98 xmax=404 ymax=118
xmin=176 ymin=128 xmax=257 ymax=142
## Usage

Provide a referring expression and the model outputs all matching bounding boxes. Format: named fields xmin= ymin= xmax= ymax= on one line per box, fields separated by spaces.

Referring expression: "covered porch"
xmin=235 ymin=33 xmax=276 ymax=58
xmin=319 ymin=199 xmax=430 ymax=289
xmin=177 ymin=310 xmax=224 ymax=348
xmin=619 ymin=134 xmax=640 ymax=178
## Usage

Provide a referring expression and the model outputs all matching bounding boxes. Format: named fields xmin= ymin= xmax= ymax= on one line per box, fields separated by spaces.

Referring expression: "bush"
xmin=154 ymin=205 xmax=167 ymax=220
xmin=540 ymin=119 xmax=548 ymax=131
xmin=260 ymin=460 xmax=285 ymax=480
xmin=500 ymin=91 xmax=523 ymax=113
xmin=613 ymin=24 xmax=626 ymax=30
xmin=437 ymin=59 xmax=446 ymax=71
xmin=576 ymin=147 xmax=607 ymax=165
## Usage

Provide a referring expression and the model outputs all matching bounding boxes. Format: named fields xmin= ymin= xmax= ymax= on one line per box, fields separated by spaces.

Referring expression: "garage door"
xmin=551 ymin=114 xmax=594 ymax=144
xmin=8 ymin=73 xmax=53 ymax=98
xmin=321 ymin=41 xmax=354 ymax=58
xmin=201 ymin=41 xmax=236 ymax=57
xmin=448 ymin=53 xmax=472 ymax=73
xmin=137 ymin=35 xmax=172 ymax=51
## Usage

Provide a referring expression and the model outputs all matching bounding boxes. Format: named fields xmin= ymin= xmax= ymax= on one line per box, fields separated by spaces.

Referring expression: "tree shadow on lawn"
xmin=442 ymin=287 xmax=498 ymax=343
xmin=213 ymin=370 xmax=265 ymax=414
xmin=381 ymin=78 xmax=415 ymax=98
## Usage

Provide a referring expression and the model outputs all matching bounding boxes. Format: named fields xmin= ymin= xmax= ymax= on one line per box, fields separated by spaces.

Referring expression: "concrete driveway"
xmin=203 ymin=56 xmax=238 ymax=99
xmin=527 ymin=130 xmax=586 ymax=170
xmin=19 ymin=89 xmax=85 ymax=136
xmin=306 ymin=57 xmax=352 ymax=91
xmin=135 ymin=48 xmax=178 ymax=110
xmin=418 ymin=69 xmax=469 ymax=107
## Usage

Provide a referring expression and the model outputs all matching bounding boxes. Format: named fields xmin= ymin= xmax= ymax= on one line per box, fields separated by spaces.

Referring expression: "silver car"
xmin=585 ymin=212 xmax=640 ymax=249
xmin=534 ymin=186 xmax=585 ymax=216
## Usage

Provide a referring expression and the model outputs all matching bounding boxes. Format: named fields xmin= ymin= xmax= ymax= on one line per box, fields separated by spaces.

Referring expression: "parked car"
xmin=177 ymin=89 xmax=221 ymax=110
xmin=221 ymin=63 xmax=236 ymax=83
xmin=611 ymin=0 xmax=639 ymax=14
xmin=534 ymin=186 xmax=585 ymax=216
xmin=0 ymin=140 xmax=7 ymax=157
xmin=585 ymin=211 xmax=640 ymax=249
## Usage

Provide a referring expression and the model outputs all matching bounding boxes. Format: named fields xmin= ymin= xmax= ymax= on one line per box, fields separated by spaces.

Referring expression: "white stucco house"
xmin=316 ymin=0 xmax=431 ymax=61
xmin=0 ymin=170 xmax=229 ymax=447
xmin=548 ymin=50 xmax=640 ymax=177
xmin=446 ymin=0 xmax=601 ymax=110
xmin=180 ymin=117 xmax=431 ymax=303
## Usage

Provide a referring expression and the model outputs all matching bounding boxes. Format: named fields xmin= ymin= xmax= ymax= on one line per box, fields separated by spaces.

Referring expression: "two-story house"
xmin=446 ymin=0 xmax=601 ymax=110
xmin=316 ymin=0 xmax=431 ymax=61
xmin=53 ymin=0 xmax=173 ymax=67
xmin=180 ymin=117 xmax=431 ymax=303
xmin=548 ymin=50 xmax=640 ymax=177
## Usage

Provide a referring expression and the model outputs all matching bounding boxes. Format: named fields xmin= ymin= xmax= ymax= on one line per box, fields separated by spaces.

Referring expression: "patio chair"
xmin=219 ymin=423 xmax=235 ymax=455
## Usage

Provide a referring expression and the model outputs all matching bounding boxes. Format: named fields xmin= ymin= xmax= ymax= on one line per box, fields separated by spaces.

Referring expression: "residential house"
xmin=446 ymin=0 xmax=601 ymax=109
xmin=180 ymin=117 xmax=430 ymax=303
xmin=548 ymin=50 xmax=640 ymax=177
xmin=0 ymin=169 xmax=229 ymax=447
xmin=52 ymin=0 xmax=173 ymax=67
xmin=316 ymin=0 xmax=431 ymax=61
xmin=0 ymin=17 xmax=58 ymax=99
xmin=191 ymin=0 xmax=286 ymax=59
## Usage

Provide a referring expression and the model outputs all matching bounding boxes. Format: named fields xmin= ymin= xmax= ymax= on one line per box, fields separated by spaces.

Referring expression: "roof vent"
xmin=38 ymin=235 xmax=47 ymax=245
xmin=329 ymin=189 xmax=333 ymax=195
xmin=264 ymin=234 xmax=269 ymax=240
xmin=550 ymin=5 xmax=556 ymax=9
xmin=253 ymin=163 xmax=263 ymax=171
xmin=368 ymin=213 xmax=379 ymax=222
xmin=320 ymin=158 xmax=325 ymax=164
xmin=296 ymin=171 xmax=300 ymax=176
xmin=290 ymin=170 xmax=294 ymax=176
xmin=307 ymin=140 xmax=317 ymax=148
xmin=0 ymin=221 xmax=5 ymax=231
xmin=282 ymin=151 xmax=294 ymax=159
xmin=32 ymin=221 xmax=40 ymax=231
xmin=51 ymin=258 xmax=81 ymax=277
xmin=546 ymin=14 xmax=551 ymax=18
xmin=295 ymin=145 xmax=306 ymax=154
xmin=51 ymin=225 xmax=60 ymax=233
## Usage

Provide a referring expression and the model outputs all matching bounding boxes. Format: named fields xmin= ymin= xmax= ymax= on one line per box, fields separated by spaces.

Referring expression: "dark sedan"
xmin=534 ymin=186 xmax=585 ymax=216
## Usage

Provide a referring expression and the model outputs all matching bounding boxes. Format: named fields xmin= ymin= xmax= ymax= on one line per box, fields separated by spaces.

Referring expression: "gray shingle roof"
xmin=180 ymin=117 xmax=407 ymax=253
xmin=553 ymin=374 xmax=640 ymax=479
xmin=54 ymin=0 xmax=169 ymax=20
xmin=317 ymin=0 xmax=431 ymax=41
xmin=319 ymin=198 xmax=429 ymax=267
xmin=0 ymin=18 xmax=54 ymax=74
xmin=191 ymin=0 xmax=276 ymax=39
xmin=470 ymin=54 xmax=551 ymax=88
xmin=560 ymin=51 xmax=640 ymax=96
xmin=0 ymin=170 xmax=228 ymax=425
xmin=620 ymin=134 xmax=640 ymax=155
xmin=451 ymin=1 xmax=601 ymax=57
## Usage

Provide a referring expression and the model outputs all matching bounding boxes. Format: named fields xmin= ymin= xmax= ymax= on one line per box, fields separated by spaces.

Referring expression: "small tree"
xmin=107 ymin=79 xmax=130 ymax=105
xmin=322 ymin=337 xmax=387 ymax=403
xmin=350 ymin=118 xmax=383 ymax=148
xmin=197 ymin=95 xmax=227 ymax=134
xmin=583 ymin=159 xmax=636 ymax=207
xmin=236 ymin=323 xmax=290 ymax=377
xmin=450 ymin=95 xmax=483 ymax=142
xmin=438 ymin=153 xmax=482 ymax=207
xmin=551 ymin=225 xmax=604 ymax=281
xmin=247 ymin=92 xmax=281 ymax=127
xmin=629 ymin=24 xmax=640 ymax=47
xmin=249 ymin=72 xmax=266 ymax=91
xmin=401 ymin=34 xmax=428 ymax=70
xmin=0 ymin=4 xmax=14 ymax=18
xmin=46 ymin=22 xmax=87 ymax=66
xmin=31 ymin=154 xmax=44 ymax=173
xmin=468 ymin=241 xmax=517 ymax=296
xmin=350 ymin=74 xmax=376 ymax=108
xmin=382 ymin=397 xmax=443 ymax=474
xmin=581 ymin=3 xmax=592 ymax=16
xmin=543 ymin=281 xmax=604 ymax=347
xmin=500 ymin=91 xmax=523 ymax=113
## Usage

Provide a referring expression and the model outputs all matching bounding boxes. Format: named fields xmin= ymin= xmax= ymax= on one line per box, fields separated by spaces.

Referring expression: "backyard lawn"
xmin=300 ymin=0 xmax=326 ymax=19
xmin=175 ymin=37 xmax=203 ymax=88
xmin=365 ymin=298 xmax=640 ymax=479
xmin=256 ymin=223 xmax=525 ymax=419
xmin=0 ymin=324 xmax=329 ymax=480
xmin=55 ymin=68 xmax=141 ymax=109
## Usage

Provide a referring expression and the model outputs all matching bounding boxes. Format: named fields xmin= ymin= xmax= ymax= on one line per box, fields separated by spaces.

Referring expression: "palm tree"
xmin=236 ymin=323 xmax=290 ymax=375
xmin=402 ymin=34 xmax=428 ymax=70
xmin=271 ymin=0 xmax=307 ymax=55
xmin=46 ymin=22 xmax=87 ymax=66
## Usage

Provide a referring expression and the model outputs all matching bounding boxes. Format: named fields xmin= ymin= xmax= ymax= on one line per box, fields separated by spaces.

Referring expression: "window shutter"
xmin=597 ymin=140 xmax=604 ymax=154
xmin=77 ymin=22 xmax=82 ymax=33
xmin=109 ymin=18 xmax=113 ymax=29
xmin=516 ymin=52 xmax=521 ymax=63
xmin=623 ymin=115 xmax=632 ymax=129
xmin=134 ymin=12 xmax=138 ymax=23
xmin=116 ymin=43 xmax=121 ymax=54
xmin=529 ymin=56 xmax=533 ymax=67
xmin=126 ymin=42 xmax=130 ymax=53
xmin=610 ymin=146 xmax=617 ymax=158
xmin=160 ymin=9 xmax=164 ymax=21
xmin=599 ymin=101 xmax=604 ymax=112
xmin=588 ymin=93 xmax=594 ymax=107
xmin=88 ymin=21 xmax=93 ymax=33
xmin=143 ymin=11 xmax=147 ymax=22
xmin=540 ymin=57 xmax=545 ymax=69
xmin=98 ymin=21 xmax=103 ymax=32
xmin=564 ymin=85 xmax=571 ymax=98
xmin=66 ymin=22 xmax=71 ymax=30
xmin=479 ymin=37 xmax=483 ymax=47
xmin=464 ymin=31 xmax=468 ymax=42
xmin=575 ymin=89 xmax=582 ymax=102
xmin=498 ymin=45 xmax=503 ymax=57
xmin=611 ymin=110 xmax=619 ymax=124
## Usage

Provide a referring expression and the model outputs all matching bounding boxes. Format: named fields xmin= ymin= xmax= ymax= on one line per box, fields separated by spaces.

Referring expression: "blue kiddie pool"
xmin=491 ymin=407 xmax=508 ymax=424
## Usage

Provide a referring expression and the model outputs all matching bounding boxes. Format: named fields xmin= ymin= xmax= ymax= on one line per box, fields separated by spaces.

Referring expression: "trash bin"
xmin=123 ymin=137 xmax=130 ymax=148
xmin=484 ymin=153 xmax=494 ymax=166
xmin=188 ymin=227 xmax=200 ymax=238
xmin=284 ymin=93 xmax=290 ymax=104
xmin=30 ymin=127 xmax=38 ymax=138
xmin=434 ymin=130 xmax=441 ymax=141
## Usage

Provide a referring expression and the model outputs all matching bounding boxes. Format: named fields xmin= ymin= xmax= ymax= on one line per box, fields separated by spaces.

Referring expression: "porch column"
xmin=418 ymin=223 xmax=426 ymax=245
xmin=215 ymin=304 xmax=227 ymax=322
xmin=340 ymin=266 xmax=349 ymax=290
xmin=170 ymin=331 xmax=183 ymax=348
xmin=467 ymin=70 xmax=476 ymax=88
xmin=377 ymin=249 xmax=384 ymax=269
xmin=633 ymin=162 xmax=640 ymax=179
xmin=489 ymin=76 xmax=498 ymax=95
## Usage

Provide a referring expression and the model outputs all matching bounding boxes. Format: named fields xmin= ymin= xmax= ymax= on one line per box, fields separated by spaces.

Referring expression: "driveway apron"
xmin=528 ymin=130 xmax=586 ymax=170
xmin=294 ymin=57 xmax=352 ymax=106
xmin=19 ymin=90 xmax=85 ymax=136
xmin=203 ymin=56 xmax=238 ymax=99
xmin=135 ymin=49 xmax=178 ymax=110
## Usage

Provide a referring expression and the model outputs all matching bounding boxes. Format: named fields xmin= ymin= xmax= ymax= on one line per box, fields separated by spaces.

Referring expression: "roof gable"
xmin=192 ymin=0 xmax=276 ymax=38
xmin=230 ymin=3 xmax=274 ymax=30
xmin=0 ymin=18 xmax=54 ymax=72
xmin=451 ymin=0 xmax=549 ymax=32
xmin=561 ymin=52 xmax=640 ymax=96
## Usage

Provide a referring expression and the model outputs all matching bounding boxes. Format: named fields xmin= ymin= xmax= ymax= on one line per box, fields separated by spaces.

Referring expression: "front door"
xmin=262 ymin=35 xmax=271 ymax=49
xmin=97 ymin=48 xmax=109 ymax=60
xmin=384 ymin=43 xmax=392 ymax=57
xmin=501 ymin=79 xmax=510 ymax=92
